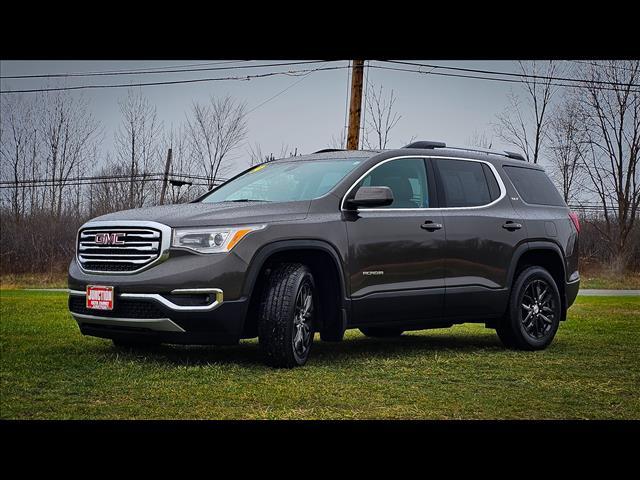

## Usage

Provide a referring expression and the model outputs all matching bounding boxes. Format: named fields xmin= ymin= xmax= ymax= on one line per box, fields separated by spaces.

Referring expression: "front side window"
xmin=201 ymin=159 xmax=363 ymax=204
xmin=356 ymin=158 xmax=429 ymax=208
xmin=436 ymin=159 xmax=494 ymax=207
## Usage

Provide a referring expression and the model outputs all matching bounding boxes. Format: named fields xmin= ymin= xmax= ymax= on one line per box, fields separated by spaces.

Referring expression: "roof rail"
xmin=403 ymin=141 xmax=447 ymax=149
xmin=504 ymin=151 xmax=526 ymax=161
xmin=401 ymin=141 xmax=528 ymax=161
xmin=313 ymin=148 xmax=346 ymax=154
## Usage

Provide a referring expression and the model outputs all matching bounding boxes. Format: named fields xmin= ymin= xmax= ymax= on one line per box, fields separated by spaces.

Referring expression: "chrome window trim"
xmin=75 ymin=220 xmax=172 ymax=275
xmin=69 ymin=287 xmax=224 ymax=312
xmin=340 ymin=155 xmax=507 ymax=212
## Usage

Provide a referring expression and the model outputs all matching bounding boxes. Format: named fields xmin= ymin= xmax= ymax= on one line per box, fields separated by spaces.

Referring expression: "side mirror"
xmin=346 ymin=186 xmax=394 ymax=208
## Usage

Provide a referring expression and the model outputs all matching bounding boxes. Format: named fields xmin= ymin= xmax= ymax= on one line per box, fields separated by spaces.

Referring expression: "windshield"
xmin=200 ymin=159 xmax=363 ymax=203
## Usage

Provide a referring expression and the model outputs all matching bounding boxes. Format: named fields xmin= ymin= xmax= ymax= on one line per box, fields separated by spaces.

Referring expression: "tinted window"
xmin=503 ymin=166 xmax=565 ymax=206
xmin=201 ymin=159 xmax=362 ymax=203
xmin=358 ymin=158 xmax=429 ymax=208
xmin=482 ymin=164 xmax=501 ymax=201
xmin=436 ymin=159 xmax=492 ymax=207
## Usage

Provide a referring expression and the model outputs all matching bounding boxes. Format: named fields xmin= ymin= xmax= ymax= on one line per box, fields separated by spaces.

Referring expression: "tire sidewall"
xmin=290 ymin=271 xmax=316 ymax=365
xmin=509 ymin=267 xmax=561 ymax=350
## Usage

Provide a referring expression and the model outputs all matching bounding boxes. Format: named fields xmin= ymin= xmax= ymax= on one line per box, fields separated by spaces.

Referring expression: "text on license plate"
xmin=86 ymin=285 xmax=114 ymax=310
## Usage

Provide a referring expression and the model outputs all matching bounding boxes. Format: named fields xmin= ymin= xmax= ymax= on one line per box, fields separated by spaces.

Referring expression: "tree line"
xmin=488 ymin=60 xmax=639 ymax=272
xmin=1 ymin=60 xmax=639 ymax=277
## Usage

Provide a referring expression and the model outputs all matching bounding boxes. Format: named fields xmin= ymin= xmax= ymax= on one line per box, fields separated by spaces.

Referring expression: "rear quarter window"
xmin=503 ymin=165 xmax=565 ymax=206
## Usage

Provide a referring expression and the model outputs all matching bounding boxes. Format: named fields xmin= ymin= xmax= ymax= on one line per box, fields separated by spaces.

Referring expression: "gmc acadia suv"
xmin=68 ymin=141 xmax=580 ymax=367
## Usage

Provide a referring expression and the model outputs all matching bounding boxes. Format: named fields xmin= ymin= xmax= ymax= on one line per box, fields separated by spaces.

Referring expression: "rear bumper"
xmin=68 ymin=289 xmax=248 ymax=345
xmin=566 ymin=278 xmax=580 ymax=309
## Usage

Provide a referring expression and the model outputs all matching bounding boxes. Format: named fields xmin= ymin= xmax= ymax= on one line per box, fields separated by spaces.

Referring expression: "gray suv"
xmin=68 ymin=141 xmax=580 ymax=367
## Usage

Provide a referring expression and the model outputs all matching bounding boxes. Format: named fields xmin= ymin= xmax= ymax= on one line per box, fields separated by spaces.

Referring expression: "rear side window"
xmin=436 ymin=159 xmax=493 ymax=207
xmin=503 ymin=166 xmax=565 ymax=206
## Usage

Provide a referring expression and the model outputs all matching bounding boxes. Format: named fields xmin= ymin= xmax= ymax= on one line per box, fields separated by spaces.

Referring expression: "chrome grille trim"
xmin=75 ymin=220 xmax=172 ymax=275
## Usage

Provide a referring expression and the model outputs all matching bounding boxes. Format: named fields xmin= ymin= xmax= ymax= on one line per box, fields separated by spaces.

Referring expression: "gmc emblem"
xmin=95 ymin=232 xmax=126 ymax=245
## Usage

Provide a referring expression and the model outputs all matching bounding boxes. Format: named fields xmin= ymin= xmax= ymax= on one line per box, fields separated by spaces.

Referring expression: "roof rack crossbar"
xmin=313 ymin=148 xmax=347 ymax=154
xmin=503 ymin=151 xmax=526 ymax=161
xmin=403 ymin=141 xmax=447 ymax=149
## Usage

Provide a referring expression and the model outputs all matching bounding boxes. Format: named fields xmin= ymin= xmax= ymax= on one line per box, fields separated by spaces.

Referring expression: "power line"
xmin=368 ymin=63 xmax=640 ymax=94
xmin=0 ymin=60 xmax=331 ymax=80
xmin=245 ymin=66 xmax=327 ymax=115
xmin=0 ymin=171 xmax=229 ymax=187
xmin=381 ymin=60 xmax=640 ymax=89
xmin=567 ymin=60 xmax=640 ymax=73
xmin=0 ymin=65 xmax=350 ymax=94
xmin=0 ymin=176 xmax=227 ymax=190
xmin=0 ymin=60 xmax=249 ymax=80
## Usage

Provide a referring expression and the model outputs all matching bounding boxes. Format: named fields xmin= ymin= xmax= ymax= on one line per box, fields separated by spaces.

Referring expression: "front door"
xmin=344 ymin=157 xmax=446 ymax=325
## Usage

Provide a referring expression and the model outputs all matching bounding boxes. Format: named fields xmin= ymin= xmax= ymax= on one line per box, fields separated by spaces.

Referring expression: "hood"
xmin=91 ymin=200 xmax=310 ymax=228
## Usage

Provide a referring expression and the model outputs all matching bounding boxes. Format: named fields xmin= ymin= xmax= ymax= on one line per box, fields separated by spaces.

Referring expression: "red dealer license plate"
xmin=86 ymin=285 xmax=114 ymax=310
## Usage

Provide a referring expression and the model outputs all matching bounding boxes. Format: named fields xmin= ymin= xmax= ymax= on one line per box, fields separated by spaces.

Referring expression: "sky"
xmin=0 ymin=60 xmax=552 ymax=176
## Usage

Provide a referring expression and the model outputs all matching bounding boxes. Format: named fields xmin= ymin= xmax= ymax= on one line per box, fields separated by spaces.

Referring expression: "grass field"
xmin=1 ymin=289 xmax=638 ymax=419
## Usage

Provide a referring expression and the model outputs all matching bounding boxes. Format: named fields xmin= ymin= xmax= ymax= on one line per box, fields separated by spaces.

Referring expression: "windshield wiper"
xmin=225 ymin=199 xmax=271 ymax=203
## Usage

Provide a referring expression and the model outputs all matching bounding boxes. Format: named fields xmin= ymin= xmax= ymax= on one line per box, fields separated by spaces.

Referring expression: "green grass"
xmin=1 ymin=290 xmax=639 ymax=419
xmin=579 ymin=270 xmax=640 ymax=289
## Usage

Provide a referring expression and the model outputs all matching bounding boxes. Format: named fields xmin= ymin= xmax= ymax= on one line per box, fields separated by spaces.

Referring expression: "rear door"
xmin=344 ymin=157 xmax=446 ymax=325
xmin=433 ymin=157 xmax=527 ymax=319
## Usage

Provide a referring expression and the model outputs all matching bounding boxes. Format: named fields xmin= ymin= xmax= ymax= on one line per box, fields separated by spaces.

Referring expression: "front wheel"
xmin=496 ymin=266 xmax=562 ymax=350
xmin=258 ymin=263 xmax=316 ymax=368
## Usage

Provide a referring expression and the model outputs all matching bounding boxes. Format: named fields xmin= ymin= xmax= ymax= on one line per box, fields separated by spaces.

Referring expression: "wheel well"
xmin=514 ymin=248 xmax=567 ymax=319
xmin=241 ymin=248 xmax=343 ymax=338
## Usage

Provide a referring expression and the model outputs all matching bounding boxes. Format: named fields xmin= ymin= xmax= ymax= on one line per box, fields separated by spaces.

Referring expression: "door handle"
xmin=502 ymin=221 xmax=522 ymax=231
xmin=421 ymin=220 xmax=443 ymax=231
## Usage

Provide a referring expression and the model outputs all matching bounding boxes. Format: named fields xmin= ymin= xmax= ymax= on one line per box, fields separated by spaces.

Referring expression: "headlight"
xmin=171 ymin=225 xmax=265 ymax=254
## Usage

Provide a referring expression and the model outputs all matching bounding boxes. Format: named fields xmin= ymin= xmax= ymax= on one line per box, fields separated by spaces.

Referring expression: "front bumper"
xmin=68 ymin=240 xmax=254 ymax=344
xmin=68 ymin=287 xmax=248 ymax=344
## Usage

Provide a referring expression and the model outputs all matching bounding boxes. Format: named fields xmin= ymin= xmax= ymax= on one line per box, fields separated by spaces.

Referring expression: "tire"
xmin=496 ymin=266 xmax=562 ymax=350
xmin=258 ymin=263 xmax=316 ymax=368
xmin=359 ymin=327 xmax=404 ymax=338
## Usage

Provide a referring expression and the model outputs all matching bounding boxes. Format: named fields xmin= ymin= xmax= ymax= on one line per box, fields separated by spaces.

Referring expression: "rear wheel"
xmin=258 ymin=263 xmax=316 ymax=368
xmin=496 ymin=266 xmax=562 ymax=350
xmin=359 ymin=327 xmax=404 ymax=338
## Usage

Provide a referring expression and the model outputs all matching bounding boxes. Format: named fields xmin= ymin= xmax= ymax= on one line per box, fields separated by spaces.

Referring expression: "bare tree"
xmin=494 ymin=61 xmax=560 ymax=163
xmin=248 ymin=142 xmax=294 ymax=166
xmin=579 ymin=60 xmax=640 ymax=270
xmin=0 ymin=95 xmax=35 ymax=221
xmin=468 ymin=130 xmax=493 ymax=149
xmin=162 ymin=125 xmax=203 ymax=203
xmin=114 ymin=90 xmax=162 ymax=208
xmin=547 ymin=98 xmax=588 ymax=202
xmin=363 ymin=83 xmax=401 ymax=149
xmin=39 ymin=91 xmax=102 ymax=217
xmin=89 ymin=154 xmax=132 ymax=218
xmin=186 ymin=95 xmax=247 ymax=188
xmin=327 ymin=129 xmax=346 ymax=149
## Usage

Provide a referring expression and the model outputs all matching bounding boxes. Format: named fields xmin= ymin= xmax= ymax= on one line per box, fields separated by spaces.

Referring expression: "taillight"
xmin=569 ymin=211 xmax=580 ymax=233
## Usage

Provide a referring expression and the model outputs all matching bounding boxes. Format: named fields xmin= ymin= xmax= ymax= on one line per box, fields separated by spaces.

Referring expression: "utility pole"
xmin=346 ymin=60 xmax=365 ymax=150
xmin=159 ymin=147 xmax=173 ymax=205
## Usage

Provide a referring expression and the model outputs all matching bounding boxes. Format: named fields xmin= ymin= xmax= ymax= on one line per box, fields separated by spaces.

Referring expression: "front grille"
xmin=77 ymin=226 xmax=162 ymax=273
xmin=69 ymin=295 xmax=166 ymax=319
